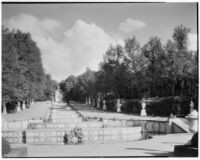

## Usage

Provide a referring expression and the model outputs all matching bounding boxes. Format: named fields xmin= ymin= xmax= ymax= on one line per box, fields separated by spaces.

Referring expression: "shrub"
xmin=2 ymin=137 xmax=11 ymax=157
xmin=121 ymin=99 xmax=141 ymax=115
xmin=146 ymin=97 xmax=174 ymax=117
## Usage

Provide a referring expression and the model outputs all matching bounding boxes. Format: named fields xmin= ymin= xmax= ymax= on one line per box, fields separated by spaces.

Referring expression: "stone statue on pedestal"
xmin=141 ymin=101 xmax=147 ymax=116
xmin=97 ymin=98 xmax=100 ymax=109
xmin=17 ymin=102 xmax=21 ymax=112
xmin=186 ymin=109 xmax=198 ymax=133
xmin=88 ymin=97 xmax=91 ymax=105
xmin=22 ymin=101 xmax=26 ymax=110
xmin=103 ymin=100 xmax=106 ymax=110
xmin=3 ymin=103 xmax=7 ymax=114
xmin=116 ymin=99 xmax=121 ymax=112
xmin=190 ymin=100 xmax=194 ymax=113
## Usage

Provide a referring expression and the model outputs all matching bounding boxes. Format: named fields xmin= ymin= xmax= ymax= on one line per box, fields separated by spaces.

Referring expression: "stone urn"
xmin=116 ymin=99 xmax=121 ymax=112
xmin=141 ymin=101 xmax=147 ymax=116
xmin=186 ymin=110 xmax=198 ymax=133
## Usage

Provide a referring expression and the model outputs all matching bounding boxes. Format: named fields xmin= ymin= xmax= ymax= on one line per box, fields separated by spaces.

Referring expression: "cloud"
xmin=3 ymin=14 xmax=123 ymax=82
xmin=118 ymin=18 xmax=146 ymax=33
xmin=4 ymin=14 xmax=62 ymax=40
xmin=188 ymin=33 xmax=197 ymax=51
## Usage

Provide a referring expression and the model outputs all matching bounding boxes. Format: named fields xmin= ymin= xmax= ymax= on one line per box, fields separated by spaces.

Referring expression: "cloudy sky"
xmin=2 ymin=3 xmax=197 ymax=82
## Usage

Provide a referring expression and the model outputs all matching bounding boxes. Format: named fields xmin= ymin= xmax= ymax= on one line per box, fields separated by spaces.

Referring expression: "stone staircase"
xmin=3 ymin=103 xmax=142 ymax=145
xmin=170 ymin=118 xmax=191 ymax=133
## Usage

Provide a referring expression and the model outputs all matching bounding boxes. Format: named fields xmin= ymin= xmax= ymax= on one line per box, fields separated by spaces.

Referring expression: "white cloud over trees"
xmin=4 ymin=14 xmax=124 ymax=81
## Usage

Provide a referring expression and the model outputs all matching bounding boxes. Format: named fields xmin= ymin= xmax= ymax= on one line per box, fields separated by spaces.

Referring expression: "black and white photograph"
xmin=1 ymin=1 xmax=198 ymax=158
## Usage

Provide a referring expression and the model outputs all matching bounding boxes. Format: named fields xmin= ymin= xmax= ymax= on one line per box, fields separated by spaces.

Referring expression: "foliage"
xmin=2 ymin=27 xmax=57 ymax=110
xmin=60 ymin=24 xmax=197 ymax=114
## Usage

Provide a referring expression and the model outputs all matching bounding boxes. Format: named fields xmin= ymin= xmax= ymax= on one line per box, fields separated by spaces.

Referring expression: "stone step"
xmin=2 ymin=127 xmax=141 ymax=144
xmin=26 ymin=127 xmax=141 ymax=144
xmin=50 ymin=118 xmax=82 ymax=123
xmin=171 ymin=118 xmax=190 ymax=133
xmin=29 ymin=121 xmax=103 ymax=129
xmin=50 ymin=115 xmax=79 ymax=119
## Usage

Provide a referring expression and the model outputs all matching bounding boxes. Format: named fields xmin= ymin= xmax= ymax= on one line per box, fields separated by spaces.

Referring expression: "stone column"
xmin=22 ymin=101 xmax=26 ymax=110
xmin=116 ymin=99 xmax=121 ymax=112
xmin=103 ymin=100 xmax=106 ymax=110
xmin=17 ymin=101 xmax=21 ymax=112
xmin=186 ymin=110 xmax=198 ymax=133
xmin=3 ymin=103 xmax=7 ymax=115
xmin=141 ymin=101 xmax=147 ymax=116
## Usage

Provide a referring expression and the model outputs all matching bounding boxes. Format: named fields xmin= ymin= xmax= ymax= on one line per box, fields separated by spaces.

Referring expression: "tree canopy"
xmin=60 ymin=24 xmax=197 ymax=102
xmin=2 ymin=27 xmax=57 ymax=106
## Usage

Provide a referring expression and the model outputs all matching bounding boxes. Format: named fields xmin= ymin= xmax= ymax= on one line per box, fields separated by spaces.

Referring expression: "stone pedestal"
xmin=3 ymin=104 xmax=7 ymax=115
xmin=22 ymin=101 xmax=26 ymax=110
xmin=16 ymin=102 xmax=21 ymax=112
xmin=141 ymin=102 xmax=147 ymax=116
xmin=116 ymin=99 xmax=121 ymax=112
xmin=103 ymin=100 xmax=106 ymax=110
xmin=186 ymin=110 xmax=198 ymax=133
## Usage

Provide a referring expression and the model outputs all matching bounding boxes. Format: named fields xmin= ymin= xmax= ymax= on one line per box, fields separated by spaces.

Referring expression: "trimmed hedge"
xmin=103 ymin=96 xmax=197 ymax=117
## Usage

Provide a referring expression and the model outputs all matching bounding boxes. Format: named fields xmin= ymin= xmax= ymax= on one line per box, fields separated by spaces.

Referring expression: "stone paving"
xmin=3 ymin=101 xmax=195 ymax=157
xmin=26 ymin=133 xmax=193 ymax=157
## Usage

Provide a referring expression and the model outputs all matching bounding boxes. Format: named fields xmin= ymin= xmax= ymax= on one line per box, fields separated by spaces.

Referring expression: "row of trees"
xmin=60 ymin=25 xmax=197 ymax=102
xmin=2 ymin=27 xmax=57 ymax=112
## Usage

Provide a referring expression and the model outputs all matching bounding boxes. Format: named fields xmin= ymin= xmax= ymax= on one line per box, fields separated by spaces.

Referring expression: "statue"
xmin=116 ymin=99 xmax=121 ymax=112
xmin=141 ymin=101 xmax=147 ymax=116
xmin=97 ymin=98 xmax=100 ymax=109
xmin=103 ymin=100 xmax=106 ymax=110
xmin=186 ymin=109 xmax=198 ymax=133
xmin=190 ymin=100 xmax=194 ymax=114
xmin=22 ymin=101 xmax=26 ymax=110
xmin=16 ymin=102 xmax=21 ymax=112
xmin=55 ymin=86 xmax=63 ymax=103
xmin=3 ymin=103 xmax=7 ymax=115
xmin=88 ymin=97 xmax=91 ymax=105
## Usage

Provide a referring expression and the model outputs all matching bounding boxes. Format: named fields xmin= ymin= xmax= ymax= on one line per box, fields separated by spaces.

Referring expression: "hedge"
xmin=2 ymin=137 xmax=11 ymax=157
xmin=102 ymin=96 xmax=197 ymax=117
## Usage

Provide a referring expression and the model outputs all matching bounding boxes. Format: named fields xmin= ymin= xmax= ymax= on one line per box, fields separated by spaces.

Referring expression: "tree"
xmin=2 ymin=27 xmax=56 ymax=112
xmin=173 ymin=24 xmax=190 ymax=51
xmin=141 ymin=36 xmax=165 ymax=96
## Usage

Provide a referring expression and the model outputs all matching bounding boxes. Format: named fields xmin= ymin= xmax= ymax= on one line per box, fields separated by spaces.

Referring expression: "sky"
xmin=2 ymin=2 xmax=197 ymax=82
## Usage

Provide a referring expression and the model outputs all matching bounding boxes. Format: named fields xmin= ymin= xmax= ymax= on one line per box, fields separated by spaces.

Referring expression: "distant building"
xmin=55 ymin=86 xmax=63 ymax=103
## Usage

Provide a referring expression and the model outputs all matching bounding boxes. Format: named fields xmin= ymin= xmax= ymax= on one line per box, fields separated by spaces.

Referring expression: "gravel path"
xmin=2 ymin=101 xmax=52 ymax=122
